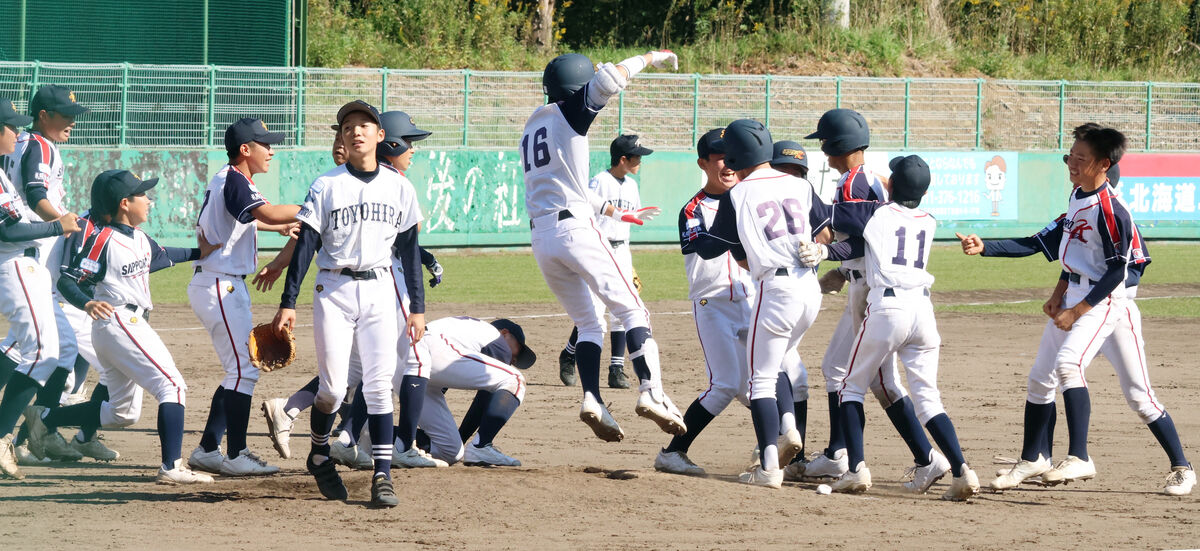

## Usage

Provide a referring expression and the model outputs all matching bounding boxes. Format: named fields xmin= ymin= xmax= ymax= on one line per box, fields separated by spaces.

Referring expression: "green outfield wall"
xmin=58 ymin=148 xmax=1200 ymax=248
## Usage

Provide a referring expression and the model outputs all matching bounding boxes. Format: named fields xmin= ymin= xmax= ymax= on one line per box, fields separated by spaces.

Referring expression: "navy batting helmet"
xmin=718 ymin=119 xmax=773 ymax=171
xmin=888 ymin=155 xmax=931 ymax=204
xmin=377 ymin=111 xmax=432 ymax=158
xmin=771 ymin=140 xmax=808 ymax=170
xmin=543 ymin=53 xmax=594 ymax=103
xmin=805 ymin=108 xmax=869 ymax=157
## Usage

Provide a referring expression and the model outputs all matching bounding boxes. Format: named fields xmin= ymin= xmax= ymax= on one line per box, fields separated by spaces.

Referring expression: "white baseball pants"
xmin=92 ymin=308 xmax=185 ymax=428
xmin=0 ymin=256 xmax=59 ymax=384
xmin=188 ymin=271 xmax=259 ymax=395
xmin=746 ymin=271 xmax=820 ymax=401
xmin=821 ymin=274 xmax=909 ymax=405
xmin=312 ymin=270 xmax=398 ymax=416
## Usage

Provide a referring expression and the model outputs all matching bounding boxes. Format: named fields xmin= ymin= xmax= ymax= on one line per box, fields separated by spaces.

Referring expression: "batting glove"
xmin=616 ymin=206 xmax=662 ymax=226
xmin=648 ymin=50 xmax=679 ymax=71
xmin=426 ymin=260 xmax=444 ymax=288
xmin=592 ymin=62 xmax=628 ymax=98
xmin=797 ymin=241 xmax=828 ymax=267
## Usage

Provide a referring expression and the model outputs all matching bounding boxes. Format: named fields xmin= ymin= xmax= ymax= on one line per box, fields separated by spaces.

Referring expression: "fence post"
xmin=1144 ymin=82 xmax=1153 ymax=152
xmin=295 ymin=67 xmax=306 ymax=147
xmin=692 ymin=74 xmax=700 ymax=146
xmin=764 ymin=74 xmax=772 ymax=129
xmin=975 ymin=78 xmax=983 ymax=150
xmin=617 ymin=90 xmax=624 ymax=136
xmin=207 ymin=66 xmax=216 ymax=147
xmin=118 ymin=63 xmax=130 ymax=147
xmin=903 ymin=78 xmax=911 ymax=149
xmin=1057 ymin=80 xmax=1066 ymax=150
xmin=835 ymin=76 xmax=842 ymax=109
xmin=380 ymin=68 xmax=389 ymax=112
xmin=29 ymin=61 xmax=40 ymax=104
xmin=462 ymin=70 xmax=471 ymax=147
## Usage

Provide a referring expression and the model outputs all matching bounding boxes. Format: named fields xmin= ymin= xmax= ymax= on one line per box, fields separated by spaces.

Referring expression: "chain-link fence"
xmin=1 ymin=61 xmax=1198 ymax=151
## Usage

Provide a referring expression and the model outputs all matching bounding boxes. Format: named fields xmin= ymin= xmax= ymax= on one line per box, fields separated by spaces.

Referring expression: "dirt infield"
xmin=1 ymin=289 xmax=1197 ymax=550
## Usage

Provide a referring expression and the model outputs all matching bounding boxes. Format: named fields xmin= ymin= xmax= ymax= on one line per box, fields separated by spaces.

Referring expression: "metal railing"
xmin=2 ymin=61 xmax=1198 ymax=151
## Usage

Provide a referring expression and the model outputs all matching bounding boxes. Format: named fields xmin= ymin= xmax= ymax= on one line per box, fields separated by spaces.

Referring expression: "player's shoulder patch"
xmin=0 ymin=192 xmax=22 ymax=222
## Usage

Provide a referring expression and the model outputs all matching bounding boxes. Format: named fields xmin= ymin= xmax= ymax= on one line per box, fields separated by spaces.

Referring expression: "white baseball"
xmin=816 ymin=483 xmax=832 ymax=495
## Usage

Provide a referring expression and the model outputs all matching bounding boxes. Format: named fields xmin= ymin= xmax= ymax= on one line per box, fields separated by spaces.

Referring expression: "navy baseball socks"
xmin=366 ymin=412 xmax=393 ymax=475
xmin=1020 ymin=401 xmax=1056 ymax=462
xmin=1147 ymin=411 xmax=1189 ymax=468
xmin=475 ymin=390 xmax=519 ymax=447
xmin=824 ymin=392 xmax=845 ymax=459
xmin=395 ymin=375 xmax=427 ymax=451
xmin=223 ymin=389 xmax=253 ymax=459
xmin=885 ymin=397 xmax=935 ymax=466
xmin=840 ymin=400 xmax=867 ymax=471
xmin=664 ymin=401 xmax=716 ymax=454
xmin=924 ymin=413 xmax=967 ymax=477
xmin=13 ymin=367 xmax=73 ymax=446
xmin=1062 ymin=387 xmax=1090 ymax=461
xmin=197 ymin=387 xmax=227 ymax=453
xmin=574 ymin=341 xmax=603 ymax=401
xmin=457 ymin=390 xmax=490 ymax=442
xmin=157 ymin=402 xmax=185 ymax=469
xmin=750 ymin=398 xmax=780 ymax=471
xmin=0 ymin=373 xmax=39 ymax=437
xmin=625 ymin=327 xmax=653 ymax=384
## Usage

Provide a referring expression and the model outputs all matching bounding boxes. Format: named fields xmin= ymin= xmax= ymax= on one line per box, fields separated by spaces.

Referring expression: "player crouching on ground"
xmin=798 ymin=155 xmax=980 ymax=501
xmin=187 ymin=118 xmax=300 ymax=478
xmin=274 ymin=100 xmax=425 ymax=508
xmin=31 ymin=170 xmax=218 ymax=484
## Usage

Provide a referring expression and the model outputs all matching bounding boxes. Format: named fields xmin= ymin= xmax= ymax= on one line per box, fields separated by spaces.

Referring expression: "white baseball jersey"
xmin=194 ymin=164 xmax=267 ymax=276
xmin=5 ymin=131 xmax=67 ymax=278
xmin=830 ymin=202 xmax=936 ymax=291
xmin=295 ymin=164 xmax=422 ymax=271
xmin=726 ymin=168 xmax=830 ymax=281
xmin=1059 ymin=182 xmax=1131 ymax=297
xmin=589 ymin=170 xmax=640 ymax=242
xmin=0 ymin=174 xmax=34 ymax=260
xmin=427 ymin=317 xmax=514 ymax=367
xmin=679 ymin=190 xmax=752 ymax=301
xmin=71 ymin=225 xmax=158 ymax=311
xmin=832 ymin=165 xmax=888 ymax=272
xmin=521 ymin=89 xmax=608 ymax=219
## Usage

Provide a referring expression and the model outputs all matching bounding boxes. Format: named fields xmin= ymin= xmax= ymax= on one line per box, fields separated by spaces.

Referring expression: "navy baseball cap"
xmin=888 ymin=155 xmax=931 ymax=202
xmin=0 ymin=99 xmax=33 ymax=128
xmin=336 ymin=100 xmax=382 ymax=129
xmin=697 ymin=128 xmax=725 ymax=158
xmin=771 ymin=140 xmax=808 ymax=169
xmin=611 ymin=134 xmax=653 ymax=158
xmin=92 ymin=170 xmax=158 ymax=217
xmin=490 ymin=319 xmax=537 ymax=370
xmin=30 ymin=85 xmax=88 ymax=117
xmin=224 ymin=118 xmax=285 ymax=155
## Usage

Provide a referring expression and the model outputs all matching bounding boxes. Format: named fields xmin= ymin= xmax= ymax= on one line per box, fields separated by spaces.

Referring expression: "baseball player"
xmin=31 ymin=169 xmax=216 ymax=484
xmin=799 ymin=155 xmax=981 ymax=501
xmin=522 ymin=51 xmax=686 ymax=442
xmin=556 ymin=134 xmax=654 ymax=390
xmin=1 ymin=86 xmax=89 ymax=456
xmin=272 ymin=100 xmax=424 ymax=508
xmin=185 ymin=118 xmax=300 ymax=477
xmin=979 ymin=126 xmax=1193 ymax=495
xmin=683 ymin=119 xmax=830 ymax=488
xmin=418 ymin=317 xmax=534 ymax=467
xmin=655 ymin=129 xmax=808 ymax=478
xmin=770 ymin=140 xmax=809 ymax=180
xmin=800 ymin=109 xmax=949 ymax=493
xmin=0 ymin=99 xmax=81 ymax=479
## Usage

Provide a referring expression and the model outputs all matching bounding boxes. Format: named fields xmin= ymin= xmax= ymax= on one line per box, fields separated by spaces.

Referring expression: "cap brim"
xmin=258 ymin=131 xmax=286 ymax=145
xmin=2 ymin=114 xmax=34 ymax=127
xmin=404 ymin=129 xmax=432 ymax=142
xmin=55 ymin=104 xmax=89 ymax=117
xmin=336 ymin=102 xmax=380 ymax=126
xmin=133 ymin=178 xmax=159 ymax=194
xmin=629 ymin=146 xmax=653 ymax=156
xmin=803 ymin=130 xmax=823 ymax=140
xmin=772 ymin=156 xmax=805 ymax=167
xmin=514 ymin=347 xmax=537 ymax=370
xmin=888 ymin=156 xmax=905 ymax=171
xmin=330 ymin=124 xmax=341 ymax=131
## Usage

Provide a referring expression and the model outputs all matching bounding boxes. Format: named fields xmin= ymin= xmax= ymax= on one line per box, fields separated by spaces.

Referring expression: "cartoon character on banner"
xmin=984 ymin=155 xmax=1007 ymax=217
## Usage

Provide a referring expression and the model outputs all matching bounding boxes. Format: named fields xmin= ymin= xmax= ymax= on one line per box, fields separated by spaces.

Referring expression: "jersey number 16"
xmin=521 ymin=127 xmax=551 ymax=172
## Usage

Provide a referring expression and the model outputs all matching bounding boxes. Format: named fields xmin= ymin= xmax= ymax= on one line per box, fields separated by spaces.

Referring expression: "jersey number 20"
xmin=521 ymin=127 xmax=551 ymax=172
xmin=890 ymin=227 xmax=927 ymax=269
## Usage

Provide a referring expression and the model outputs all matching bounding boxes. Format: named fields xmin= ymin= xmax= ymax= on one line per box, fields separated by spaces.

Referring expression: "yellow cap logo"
xmin=719 ymin=129 xmax=725 ymax=138
xmin=68 ymin=91 xmax=77 ymax=102
xmin=781 ymin=148 xmax=805 ymax=160
xmin=261 ymin=121 xmax=268 ymax=131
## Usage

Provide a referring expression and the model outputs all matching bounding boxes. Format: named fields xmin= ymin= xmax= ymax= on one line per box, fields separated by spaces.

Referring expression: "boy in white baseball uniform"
xmin=800 ymin=155 xmax=980 ymax=500
xmin=522 ymin=51 xmax=685 ymax=442
xmin=35 ymin=169 xmax=215 ymax=484
xmin=686 ymin=119 xmax=831 ymax=488
xmin=801 ymin=109 xmax=946 ymax=491
xmin=273 ymin=100 xmax=424 ymax=508
xmin=557 ymin=134 xmax=654 ymax=389
xmin=186 ymin=118 xmax=299 ymax=477
xmin=0 ymin=99 xmax=81 ymax=479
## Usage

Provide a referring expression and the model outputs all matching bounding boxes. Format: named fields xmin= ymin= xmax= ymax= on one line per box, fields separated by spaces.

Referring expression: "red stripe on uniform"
xmin=115 ymin=315 xmax=181 ymax=402
xmin=389 ymin=267 xmax=425 ymax=376
xmin=214 ymin=280 xmax=243 ymax=390
xmin=1127 ymin=305 xmax=1162 ymax=415
xmin=439 ymin=335 xmax=523 ymax=399
xmin=13 ymin=260 xmax=43 ymax=376
xmin=841 ymin=166 xmax=862 ymax=202
xmin=85 ymin=227 xmax=114 ymax=263
xmin=683 ymin=191 xmax=705 ymax=220
xmin=693 ymin=301 xmax=717 ymax=404
xmin=747 ymin=281 xmax=765 ymax=392
xmin=1098 ymin=188 xmax=1120 ymax=244
xmin=31 ymin=134 xmax=51 ymax=166
xmin=1073 ymin=298 xmax=1112 ymax=388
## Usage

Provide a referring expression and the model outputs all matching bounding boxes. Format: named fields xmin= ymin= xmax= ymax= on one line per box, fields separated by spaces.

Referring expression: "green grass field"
xmin=149 ymin=242 xmax=1199 ymax=318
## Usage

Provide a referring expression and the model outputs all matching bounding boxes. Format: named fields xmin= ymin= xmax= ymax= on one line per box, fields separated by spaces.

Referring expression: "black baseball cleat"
xmin=558 ymin=349 xmax=577 ymax=386
xmin=608 ymin=365 xmax=630 ymax=389
xmin=307 ymin=453 xmax=348 ymax=500
xmin=370 ymin=473 xmax=399 ymax=508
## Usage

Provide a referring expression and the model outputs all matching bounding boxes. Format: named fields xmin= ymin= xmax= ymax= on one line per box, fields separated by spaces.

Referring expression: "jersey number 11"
xmin=890 ymin=227 xmax=926 ymax=269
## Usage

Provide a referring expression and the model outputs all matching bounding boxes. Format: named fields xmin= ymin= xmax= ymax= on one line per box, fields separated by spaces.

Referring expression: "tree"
xmin=532 ymin=0 xmax=556 ymax=52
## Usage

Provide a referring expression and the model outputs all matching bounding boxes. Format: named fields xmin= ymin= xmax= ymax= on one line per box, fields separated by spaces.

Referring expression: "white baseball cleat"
xmin=634 ymin=389 xmax=687 ymax=436
xmin=15 ymin=444 xmax=50 ymax=465
xmin=70 ymin=434 xmax=119 ymax=461
xmin=1163 ymin=466 xmax=1195 ymax=496
xmin=393 ymin=442 xmax=449 ymax=468
xmin=803 ymin=448 xmax=849 ymax=480
xmin=464 ymin=443 xmax=521 ymax=467
xmin=579 ymin=392 xmax=624 ymax=442
xmin=942 ymin=465 xmax=981 ymax=501
xmin=220 ymin=449 xmax=280 ymax=476
xmin=328 ymin=440 xmax=372 ymax=469
xmin=830 ymin=461 xmax=872 ymax=493
xmin=1 ymin=435 xmax=25 ymax=479
xmin=187 ymin=446 xmax=225 ymax=474
xmin=654 ymin=449 xmax=705 ymax=476
xmin=990 ymin=454 xmax=1052 ymax=490
xmin=738 ymin=465 xmax=783 ymax=489
xmin=902 ymin=449 xmax=951 ymax=494
xmin=260 ymin=398 xmax=294 ymax=459
xmin=1041 ymin=455 xmax=1096 ymax=486
xmin=777 ymin=429 xmax=803 ymax=468
xmin=157 ymin=458 xmax=215 ymax=485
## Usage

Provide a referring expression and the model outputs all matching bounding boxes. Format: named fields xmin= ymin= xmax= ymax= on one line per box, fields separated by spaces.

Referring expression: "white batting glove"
xmin=615 ymin=206 xmax=662 ymax=226
xmin=648 ymin=50 xmax=679 ymax=70
xmin=590 ymin=62 xmax=627 ymax=101
xmin=797 ymin=241 xmax=828 ymax=267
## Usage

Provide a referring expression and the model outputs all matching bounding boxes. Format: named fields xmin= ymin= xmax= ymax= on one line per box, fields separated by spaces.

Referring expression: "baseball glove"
xmin=818 ymin=269 xmax=847 ymax=295
xmin=631 ymin=269 xmax=643 ymax=294
xmin=249 ymin=323 xmax=295 ymax=372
